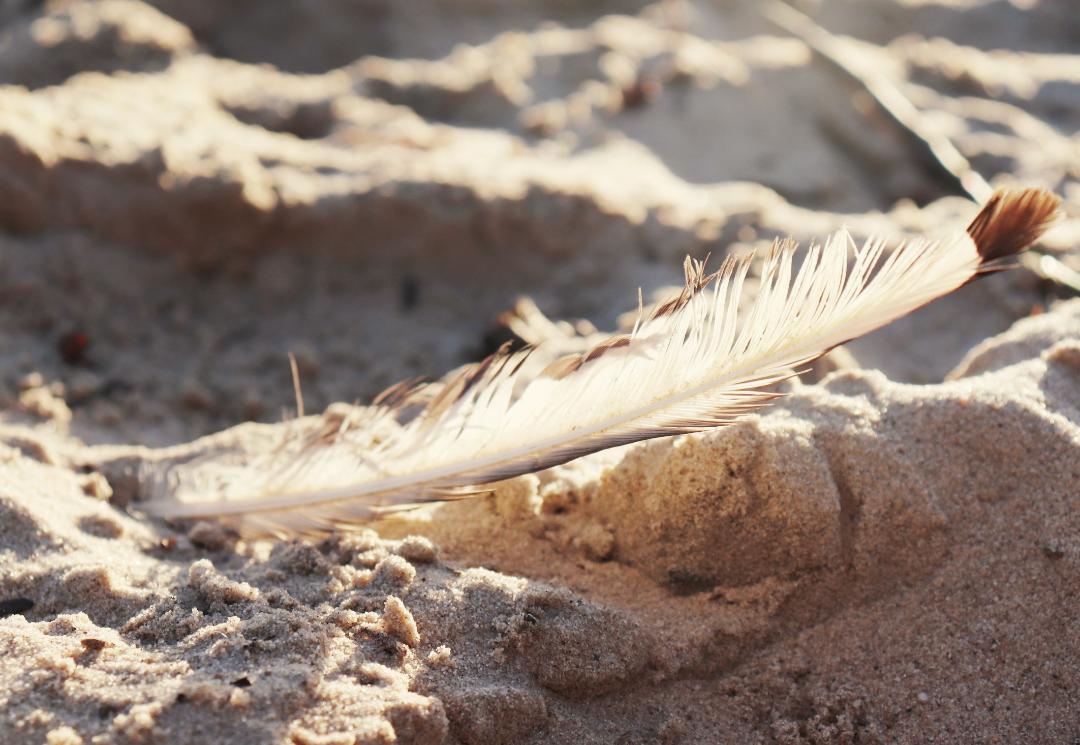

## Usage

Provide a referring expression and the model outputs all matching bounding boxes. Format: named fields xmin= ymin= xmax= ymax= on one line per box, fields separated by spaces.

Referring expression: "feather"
xmin=142 ymin=188 xmax=1061 ymax=537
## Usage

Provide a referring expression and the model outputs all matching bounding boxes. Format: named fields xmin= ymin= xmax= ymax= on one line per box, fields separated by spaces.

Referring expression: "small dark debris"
xmin=231 ymin=676 xmax=252 ymax=688
xmin=0 ymin=597 xmax=34 ymax=618
xmin=81 ymin=638 xmax=108 ymax=651
xmin=666 ymin=568 xmax=715 ymax=595
xmin=1043 ymin=541 xmax=1066 ymax=560
xmin=523 ymin=612 xmax=539 ymax=625
xmin=102 ymin=379 xmax=134 ymax=397
xmin=400 ymin=275 xmax=420 ymax=311
xmin=621 ymin=77 xmax=661 ymax=109
xmin=59 ymin=330 xmax=90 ymax=365
xmin=69 ymin=378 xmax=134 ymax=408
xmin=175 ymin=693 xmax=189 ymax=704
xmin=98 ymin=704 xmax=118 ymax=719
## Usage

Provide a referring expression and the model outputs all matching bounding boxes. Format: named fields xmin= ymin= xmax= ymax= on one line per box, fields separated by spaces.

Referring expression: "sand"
xmin=1 ymin=0 xmax=1079 ymax=743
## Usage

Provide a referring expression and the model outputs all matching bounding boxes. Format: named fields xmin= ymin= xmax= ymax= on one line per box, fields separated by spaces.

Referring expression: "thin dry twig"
xmin=288 ymin=352 xmax=305 ymax=419
xmin=758 ymin=0 xmax=992 ymax=202
xmin=757 ymin=0 xmax=1076 ymax=293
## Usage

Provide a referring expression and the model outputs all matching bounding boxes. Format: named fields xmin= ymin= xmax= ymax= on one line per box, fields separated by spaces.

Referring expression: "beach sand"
xmin=1 ymin=1 xmax=1078 ymax=743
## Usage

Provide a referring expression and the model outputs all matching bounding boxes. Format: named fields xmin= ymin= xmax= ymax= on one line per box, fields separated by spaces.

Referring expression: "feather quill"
xmin=143 ymin=188 xmax=1061 ymax=537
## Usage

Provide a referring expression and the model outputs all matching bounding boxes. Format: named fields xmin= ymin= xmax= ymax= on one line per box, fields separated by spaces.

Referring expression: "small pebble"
xmin=382 ymin=595 xmax=420 ymax=647
xmin=180 ymin=383 xmax=215 ymax=412
xmin=18 ymin=372 xmax=44 ymax=391
xmin=80 ymin=472 xmax=113 ymax=501
xmin=188 ymin=521 xmax=229 ymax=551
xmin=394 ymin=535 xmax=437 ymax=563
xmin=371 ymin=555 xmax=416 ymax=588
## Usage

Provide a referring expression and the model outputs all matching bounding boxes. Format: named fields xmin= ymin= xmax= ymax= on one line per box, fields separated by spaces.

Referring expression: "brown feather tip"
xmin=966 ymin=187 xmax=1062 ymax=266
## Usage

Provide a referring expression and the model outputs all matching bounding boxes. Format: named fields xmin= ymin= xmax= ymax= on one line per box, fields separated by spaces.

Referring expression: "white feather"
xmin=141 ymin=188 xmax=1060 ymax=537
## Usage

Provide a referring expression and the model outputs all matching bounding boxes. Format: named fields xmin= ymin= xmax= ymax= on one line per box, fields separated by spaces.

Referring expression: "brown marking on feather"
xmin=373 ymin=376 xmax=427 ymax=408
xmin=540 ymin=353 xmax=585 ymax=380
xmin=421 ymin=376 xmax=469 ymax=421
xmin=509 ymin=346 xmax=537 ymax=376
xmin=647 ymin=256 xmax=721 ymax=321
xmin=765 ymin=237 xmax=787 ymax=264
xmin=540 ymin=255 xmax=728 ymax=383
xmin=774 ymin=237 xmax=798 ymax=256
xmin=583 ymin=334 xmax=632 ymax=363
xmin=966 ymin=187 xmax=1061 ymax=266
xmin=423 ymin=343 xmax=511 ymax=420
xmin=539 ymin=335 xmax=634 ymax=381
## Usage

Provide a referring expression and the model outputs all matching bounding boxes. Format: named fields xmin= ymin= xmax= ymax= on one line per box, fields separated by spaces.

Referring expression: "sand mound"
xmin=3 ymin=300 xmax=1080 ymax=743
